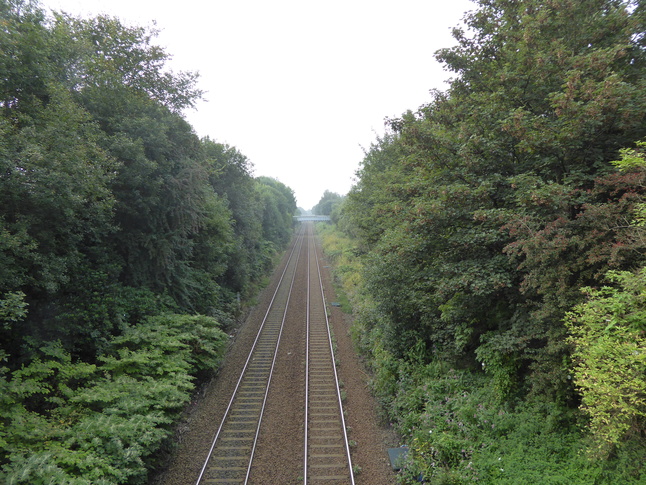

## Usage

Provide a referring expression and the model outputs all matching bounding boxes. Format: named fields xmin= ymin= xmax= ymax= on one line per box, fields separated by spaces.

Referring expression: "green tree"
xmin=55 ymin=13 xmax=217 ymax=314
xmin=256 ymin=176 xmax=297 ymax=246
xmin=343 ymin=131 xmax=411 ymax=248
xmin=0 ymin=0 xmax=123 ymax=358
xmin=346 ymin=0 xmax=646 ymax=390
xmin=0 ymin=3 xmax=299 ymax=481
xmin=202 ymin=139 xmax=264 ymax=295
xmin=566 ymin=141 xmax=646 ymax=458
xmin=332 ymin=1 xmax=646 ymax=480
xmin=313 ymin=190 xmax=343 ymax=216
xmin=0 ymin=0 xmax=234 ymax=358
xmin=57 ymin=14 xmax=203 ymax=112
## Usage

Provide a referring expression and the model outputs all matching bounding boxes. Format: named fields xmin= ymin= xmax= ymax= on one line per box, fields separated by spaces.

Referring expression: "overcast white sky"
xmin=41 ymin=0 xmax=474 ymax=210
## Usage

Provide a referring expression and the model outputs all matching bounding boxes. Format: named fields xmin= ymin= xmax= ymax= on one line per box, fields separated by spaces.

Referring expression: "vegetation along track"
xmin=196 ymin=222 xmax=354 ymax=484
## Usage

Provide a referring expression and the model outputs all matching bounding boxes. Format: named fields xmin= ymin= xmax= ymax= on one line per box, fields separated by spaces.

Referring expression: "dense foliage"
xmin=312 ymin=190 xmax=344 ymax=216
xmin=0 ymin=0 xmax=296 ymax=482
xmin=328 ymin=0 xmax=646 ymax=482
xmin=1 ymin=314 xmax=228 ymax=484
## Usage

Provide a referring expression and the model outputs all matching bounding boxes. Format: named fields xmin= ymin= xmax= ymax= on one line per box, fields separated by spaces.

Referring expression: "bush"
xmin=566 ymin=270 xmax=646 ymax=458
xmin=0 ymin=314 xmax=228 ymax=484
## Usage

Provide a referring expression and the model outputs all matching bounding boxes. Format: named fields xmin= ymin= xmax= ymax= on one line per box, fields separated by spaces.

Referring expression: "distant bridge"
xmin=294 ymin=215 xmax=331 ymax=222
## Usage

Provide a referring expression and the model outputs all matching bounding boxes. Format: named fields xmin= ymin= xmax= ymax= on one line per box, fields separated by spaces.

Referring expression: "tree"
xmin=256 ymin=176 xmax=297 ymax=246
xmin=202 ymin=139 xmax=264 ymax=295
xmin=0 ymin=0 xmax=122 ymax=357
xmin=0 ymin=0 xmax=231 ymax=357
xmin=56 ymin=13 xmax=203 ymax=112
xmin=566 ymin=140 xmax=646 ymax=458
xmin=345 ymin=0 xmax=646 ymax=399
xmin=312 ymin=190 xmax=343 ymax=216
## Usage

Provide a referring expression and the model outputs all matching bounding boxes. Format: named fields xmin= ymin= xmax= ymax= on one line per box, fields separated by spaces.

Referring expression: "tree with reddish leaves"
xmin=345 ymin=0 xmax=646 ymax=400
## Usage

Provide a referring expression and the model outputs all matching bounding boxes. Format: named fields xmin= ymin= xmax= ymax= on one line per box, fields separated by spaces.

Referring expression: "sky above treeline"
xmin=42 ymin=0 xmax=474 ymax=209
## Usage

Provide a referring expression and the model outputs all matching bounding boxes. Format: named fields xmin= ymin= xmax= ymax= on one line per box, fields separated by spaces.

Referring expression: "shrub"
xmin=0 ymin=314 xmax=228 ymax=484
xmin=566 ymin=270 xmax=646 ymax=458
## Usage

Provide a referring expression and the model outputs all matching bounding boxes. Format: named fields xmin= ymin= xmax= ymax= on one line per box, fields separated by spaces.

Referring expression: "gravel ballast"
xmin=151 ymin=231 xmax=398 ymax=484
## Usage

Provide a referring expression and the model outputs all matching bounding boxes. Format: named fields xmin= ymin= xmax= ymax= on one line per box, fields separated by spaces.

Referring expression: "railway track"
xmin=305 ymin=225 xmax=355 ymax=485
xmin=196 ymin=222 xmax=354 ymax=485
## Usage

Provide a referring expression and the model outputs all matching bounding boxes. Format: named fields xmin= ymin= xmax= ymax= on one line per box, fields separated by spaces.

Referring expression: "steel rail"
xmin=304 ymin=223 xmax=355 ymax=485
xmin=304 ymin=225 xmax=311 ymax=482
xmin=195 ymin=225 xmax=305 ymax=485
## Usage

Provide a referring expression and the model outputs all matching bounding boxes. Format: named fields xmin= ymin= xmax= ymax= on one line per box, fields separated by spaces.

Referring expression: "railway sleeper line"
xmin=196 ymin=226 xmax=304 ymax=485
xmin=197 ymin=223 xmax=354 ymax=485
xmin=305 ymin=224 xmax=354 ymax=485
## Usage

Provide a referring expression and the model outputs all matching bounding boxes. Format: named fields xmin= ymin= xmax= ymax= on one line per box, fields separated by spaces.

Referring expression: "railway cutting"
xmin=196 ymin=223 xmax=354 ymax=485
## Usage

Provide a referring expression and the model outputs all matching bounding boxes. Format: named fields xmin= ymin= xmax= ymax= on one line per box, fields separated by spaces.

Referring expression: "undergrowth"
xmin=0 ymin=314 xmax=228 ymax=484
xmin=317 ymin=223 xmax=646 ymax=484
xmin=316 ymin=223 xmax=362 ymax=315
